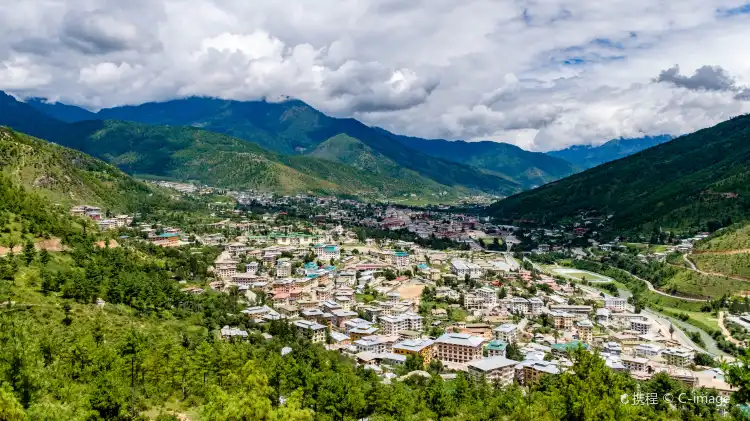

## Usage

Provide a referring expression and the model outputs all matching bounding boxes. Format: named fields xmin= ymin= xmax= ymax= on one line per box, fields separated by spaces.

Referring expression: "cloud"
xmin=1 ymin=0 xmax=750 ymax=150
xmin=655 ymin=65 xmax=737 ymax=91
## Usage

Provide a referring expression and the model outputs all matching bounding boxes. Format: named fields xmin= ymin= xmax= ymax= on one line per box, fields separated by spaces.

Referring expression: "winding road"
xmin=608 ymin=266 xmax=709 ymax=303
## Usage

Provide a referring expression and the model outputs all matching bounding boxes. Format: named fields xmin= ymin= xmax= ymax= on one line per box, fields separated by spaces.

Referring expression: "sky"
xmin=2 ymin=0 xmax=750 ymax=151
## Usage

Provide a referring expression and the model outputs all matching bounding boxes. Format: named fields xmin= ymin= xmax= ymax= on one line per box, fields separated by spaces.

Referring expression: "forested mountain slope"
xmin=547 ymin=135 xmax=672 ymax=169
xmin=489 ymin=114 xmax=750 ymax=233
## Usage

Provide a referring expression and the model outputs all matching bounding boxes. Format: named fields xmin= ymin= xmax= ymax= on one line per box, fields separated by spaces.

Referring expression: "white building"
xmin=293 ymin=320 xmax=327 ymax=344
xmin=276 ymin=259 xmax=292 ymax=278
xmin=605 ymin=297 xmax=627 ymax=312
xmin=467 ymin=356 xmax=519 ymax=387
xmin=392 ymin=251 xmax=410 ymax=268
xmin=476 ymin=287 xmax=497 ymax=306
xmin=511 ymin=297 xmax=529 ymax=315
xmin=634 ymin=343 xmax=662 ymax=358
xmin=528 ymin=297 xmax=544 ymax=315
xmin=630 ymin=318 xmax=651 ymax=335
xmin=663 ymin=347 xmax=694 ymax=368
xmin=493 ymin=323 xmax=518 ymax=344
xmin=354 ymin=335 xmax=399 ymax=353
xmin=314 ymin=244 xmax=341 ymax=261
xmin=451 ymin=259 xmax=483 ymax=279
xmin=378 ymin=313 xmax=423 ymax=335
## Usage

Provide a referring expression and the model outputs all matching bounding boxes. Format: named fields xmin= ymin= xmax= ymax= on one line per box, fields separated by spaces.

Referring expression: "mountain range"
xmin=488 ymin=114 xmax=750 ymax=233
xmin=548 ymin=135 xmax=673 ymax=169
xmin=1 ymin=93 xmax=516 ymax=201
xmin=2 ymin=91 xmax=680 ymax=204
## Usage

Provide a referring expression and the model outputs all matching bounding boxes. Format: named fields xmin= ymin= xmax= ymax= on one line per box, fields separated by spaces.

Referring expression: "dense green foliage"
xmin=0 ymin=127 xmax=158 ymax=212
xmin=380 ymin=129 xmax=576 ymax=188
xmin=489 ymin=114 xmax=750 ymax=233
xmin=547 ymin=135 xmax=672 ymax=170
xmin=1 ymin=92 xmax=520 ymax=201
xmin=90 ymin=97 xmax=522 ymax=195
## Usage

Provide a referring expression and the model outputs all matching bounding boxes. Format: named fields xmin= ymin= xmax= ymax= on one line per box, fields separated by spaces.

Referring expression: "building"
xmin=276 ymin=259 xmax=292 ymax=278
xmin=596 ymin=308 xmax=611 ymax=324
xmin=630 ymin=318 xmax=651 ymax=335
xmin=510 ymin=297 xmax=529 ymax=315
xmin=605 ymin=297 xmax=627 ymax=312
xmin=475 ymin=287 xmax=497 ymax=306
xmin=552 ymin=311 xmax=575 ymax=330
xmin=214 ymin=251 xmax=238 ymax=280
xmin=551 ymin=340 xmax=588 ymax=358
xmin=485 ymin=339 xmax=508 ymax=357
xmin=450 ymin=259 xmax=483 ymax=279
xmin=379 ymin=313 xmax=423 ymax=335
xmin=293 ymin=320 xmax=327 ymax=344
xmin=493 ymin=323 xmax=518 ymax=344
xmin=621 ymin=355 xmax=649 ymax=372
xmin=392 ymin=251 xmax=410 ymax=268
xmin=354 ymin=335 xmax=399 ymax=353
xmin=528 ymin=297 xmax=544 ymax=315
xmin=392 ymin=339 xmax=435 ymax=364
xmin=663 ymin=347 xmax=694 ymax=368
xmin=220 ymin=326 xmax=248 ymax=340
xmin=634 ymin=343 xmax=662 ymax=358
xmin=516 ymin=360 xmax=561 ymax=385
xmin=314 ymin=244 xmax=340 ymax=261
xmin=576 ymin=319 xmax=593 ymax=344
xmin=434 ymin=333 xmax=485 ymax=364
xmin=467 ymin=356 xmax=519 ymax=387
xmin=549 ymin=305 xmax=592 ymax=318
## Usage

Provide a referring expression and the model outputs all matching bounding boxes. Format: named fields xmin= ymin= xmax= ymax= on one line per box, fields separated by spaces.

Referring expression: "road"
xmin=681 ymin=253 xmax=750 ymax=283
xmin=608 ymin=266 xmax=708 ymax=303
xmin=718 ymin=311 xmax=743 ymax=346
xmin=683 ymin=254 xmax=698 ymax=271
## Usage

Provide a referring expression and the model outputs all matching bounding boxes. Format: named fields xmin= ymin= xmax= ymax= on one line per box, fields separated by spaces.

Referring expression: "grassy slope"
xmin=489 ymin=114 xmax=750 ymax=233
xmin=0 ymin=127 xmax=156 ymax=212
xmin=692 ymin=223 xmax=750 ymax=279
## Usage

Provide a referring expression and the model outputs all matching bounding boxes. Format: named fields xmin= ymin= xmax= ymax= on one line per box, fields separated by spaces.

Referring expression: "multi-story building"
xmin=467 ymin=356 xmax=519 ymax=387
xmin=528 ymin=297 xmax=544 ymax=315
xmin=663 ymin=347 xmax=694 ymax=367
xmin=293 ymin=320 xmax=327 ymax=344
xmin=476 ymin=287 xmax=497 ymax=306
xmin=463 ymin=294 xmax=485 ymax=311
xmin=314 ymin=244 xmax=340 ymax=261
xmin=621 ymin=355 xmax=649 ymax=372
xmin=630 ymin=318 xmax=651 ymax=335
xmin=276 ymin=259 xmax=292 ymax=278
xmin=516 ymin=360 xmax=561 ymax=386
xmin=214 ymin=251 xmax=238 ymax=280
xmin=634 ymin=343 xmax=662 ymax=358
xmin=434 ymin=333 xmax=485 ymax=363
xmin=549 ymin=305 xmax=592 ymax=319
xmin=379 ymin=313 xmax=423 ymax=335
xmin=392 ymin=251 xmax=410 ymax=268
xmin=493 ymin=323 xmax=518 ymax=344
xmin=450 ymin=259 xmax=483 ymax=279
xmin=576 ymin=319 xmax=593 ymax=344
xmin=510 ymin=297 xmax=529 ymax=315
xmin=331 ymin=309 xmax=358 ymax=328
xmin=354 ymin=335 xmax=399 ymax=353
xmin=605 ymin=297 xmax=627 ymax=312
xmin=552 ymin=311 xmax=575 ymax=330
xmin=485 ymin=339 xmax=508 ymax=357
xmin=392 ymin=339 xmax=435 ymax=364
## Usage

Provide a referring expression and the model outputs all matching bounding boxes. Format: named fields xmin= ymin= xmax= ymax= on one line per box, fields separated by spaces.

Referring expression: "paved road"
xmin=683 ymin=254 xmax=698 ymax=271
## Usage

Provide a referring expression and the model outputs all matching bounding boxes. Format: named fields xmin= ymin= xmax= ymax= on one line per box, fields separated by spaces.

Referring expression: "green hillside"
xmin=691 ymin=223 xmax=750 ymax=280
xmin=489 ymin=114 xmax=750 ymax=233
xmin=58 ymin=121 xmax=475 ymax=201
xmin=382 ymin=130 xmax=576 ymax=188
xmin=85 ymin=97 xmax=522 ymax=195
xmin=0 ymin=126 xmax=156 ymax=212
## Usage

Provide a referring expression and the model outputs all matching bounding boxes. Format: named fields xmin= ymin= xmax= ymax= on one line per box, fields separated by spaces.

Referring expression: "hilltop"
xmin=0 ymin=126 xmax=157 ymax=212
xmin=1 ymin=92 xmax=518 ymax=201
xmin=488 ymin=114 xmax=750 ymax=233
xmin=382 ymin=130 xmax=576 ymax=188
xmin=547 ymin=135 xmax=672 ymax=170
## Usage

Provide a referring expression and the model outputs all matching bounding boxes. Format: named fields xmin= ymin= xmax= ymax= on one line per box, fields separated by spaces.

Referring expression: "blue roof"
xmin=158 ymin=233 xmax=179 ymax=238
xmin=394 ymin=251 xmax=409 ymax=257
xmin=304 ymin=262 xmax=318 ymax=269
xmin=418 ymin=263 xmax=429 ymax=269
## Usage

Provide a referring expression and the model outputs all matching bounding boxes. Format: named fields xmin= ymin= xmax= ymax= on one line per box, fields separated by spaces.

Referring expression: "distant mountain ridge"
xmin=0 ymin=92 xmax=513 ymax=201
xmin=379 ymin=129 xmax=577 ymax=188
xmin=489 ymin=115 xmax=750 ymax=233
xmin=547 ymin=135 xmax=672 ymax=169
xmin=18 ymin=95 xmax=521 ymax=196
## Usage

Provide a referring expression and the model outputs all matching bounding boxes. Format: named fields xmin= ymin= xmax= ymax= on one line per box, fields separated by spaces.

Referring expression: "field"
xmin=660 ymin=269 xmax=747 ymax=298
xmin=692 ymin=253 xmax=750 ymax=280
xmin=549 ymin=267 xmax=613 ymax=282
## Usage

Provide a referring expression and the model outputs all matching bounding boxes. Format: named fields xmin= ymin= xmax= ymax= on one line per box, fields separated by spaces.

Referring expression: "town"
xmin=68 ymin=187 xmax=740 ymax=406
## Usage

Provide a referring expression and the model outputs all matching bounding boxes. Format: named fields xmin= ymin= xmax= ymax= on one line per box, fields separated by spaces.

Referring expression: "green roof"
xmin=551 ymin=340 xmax=588 ymax=352
xmin=485 ymin=340 xmax=508 ymax=351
